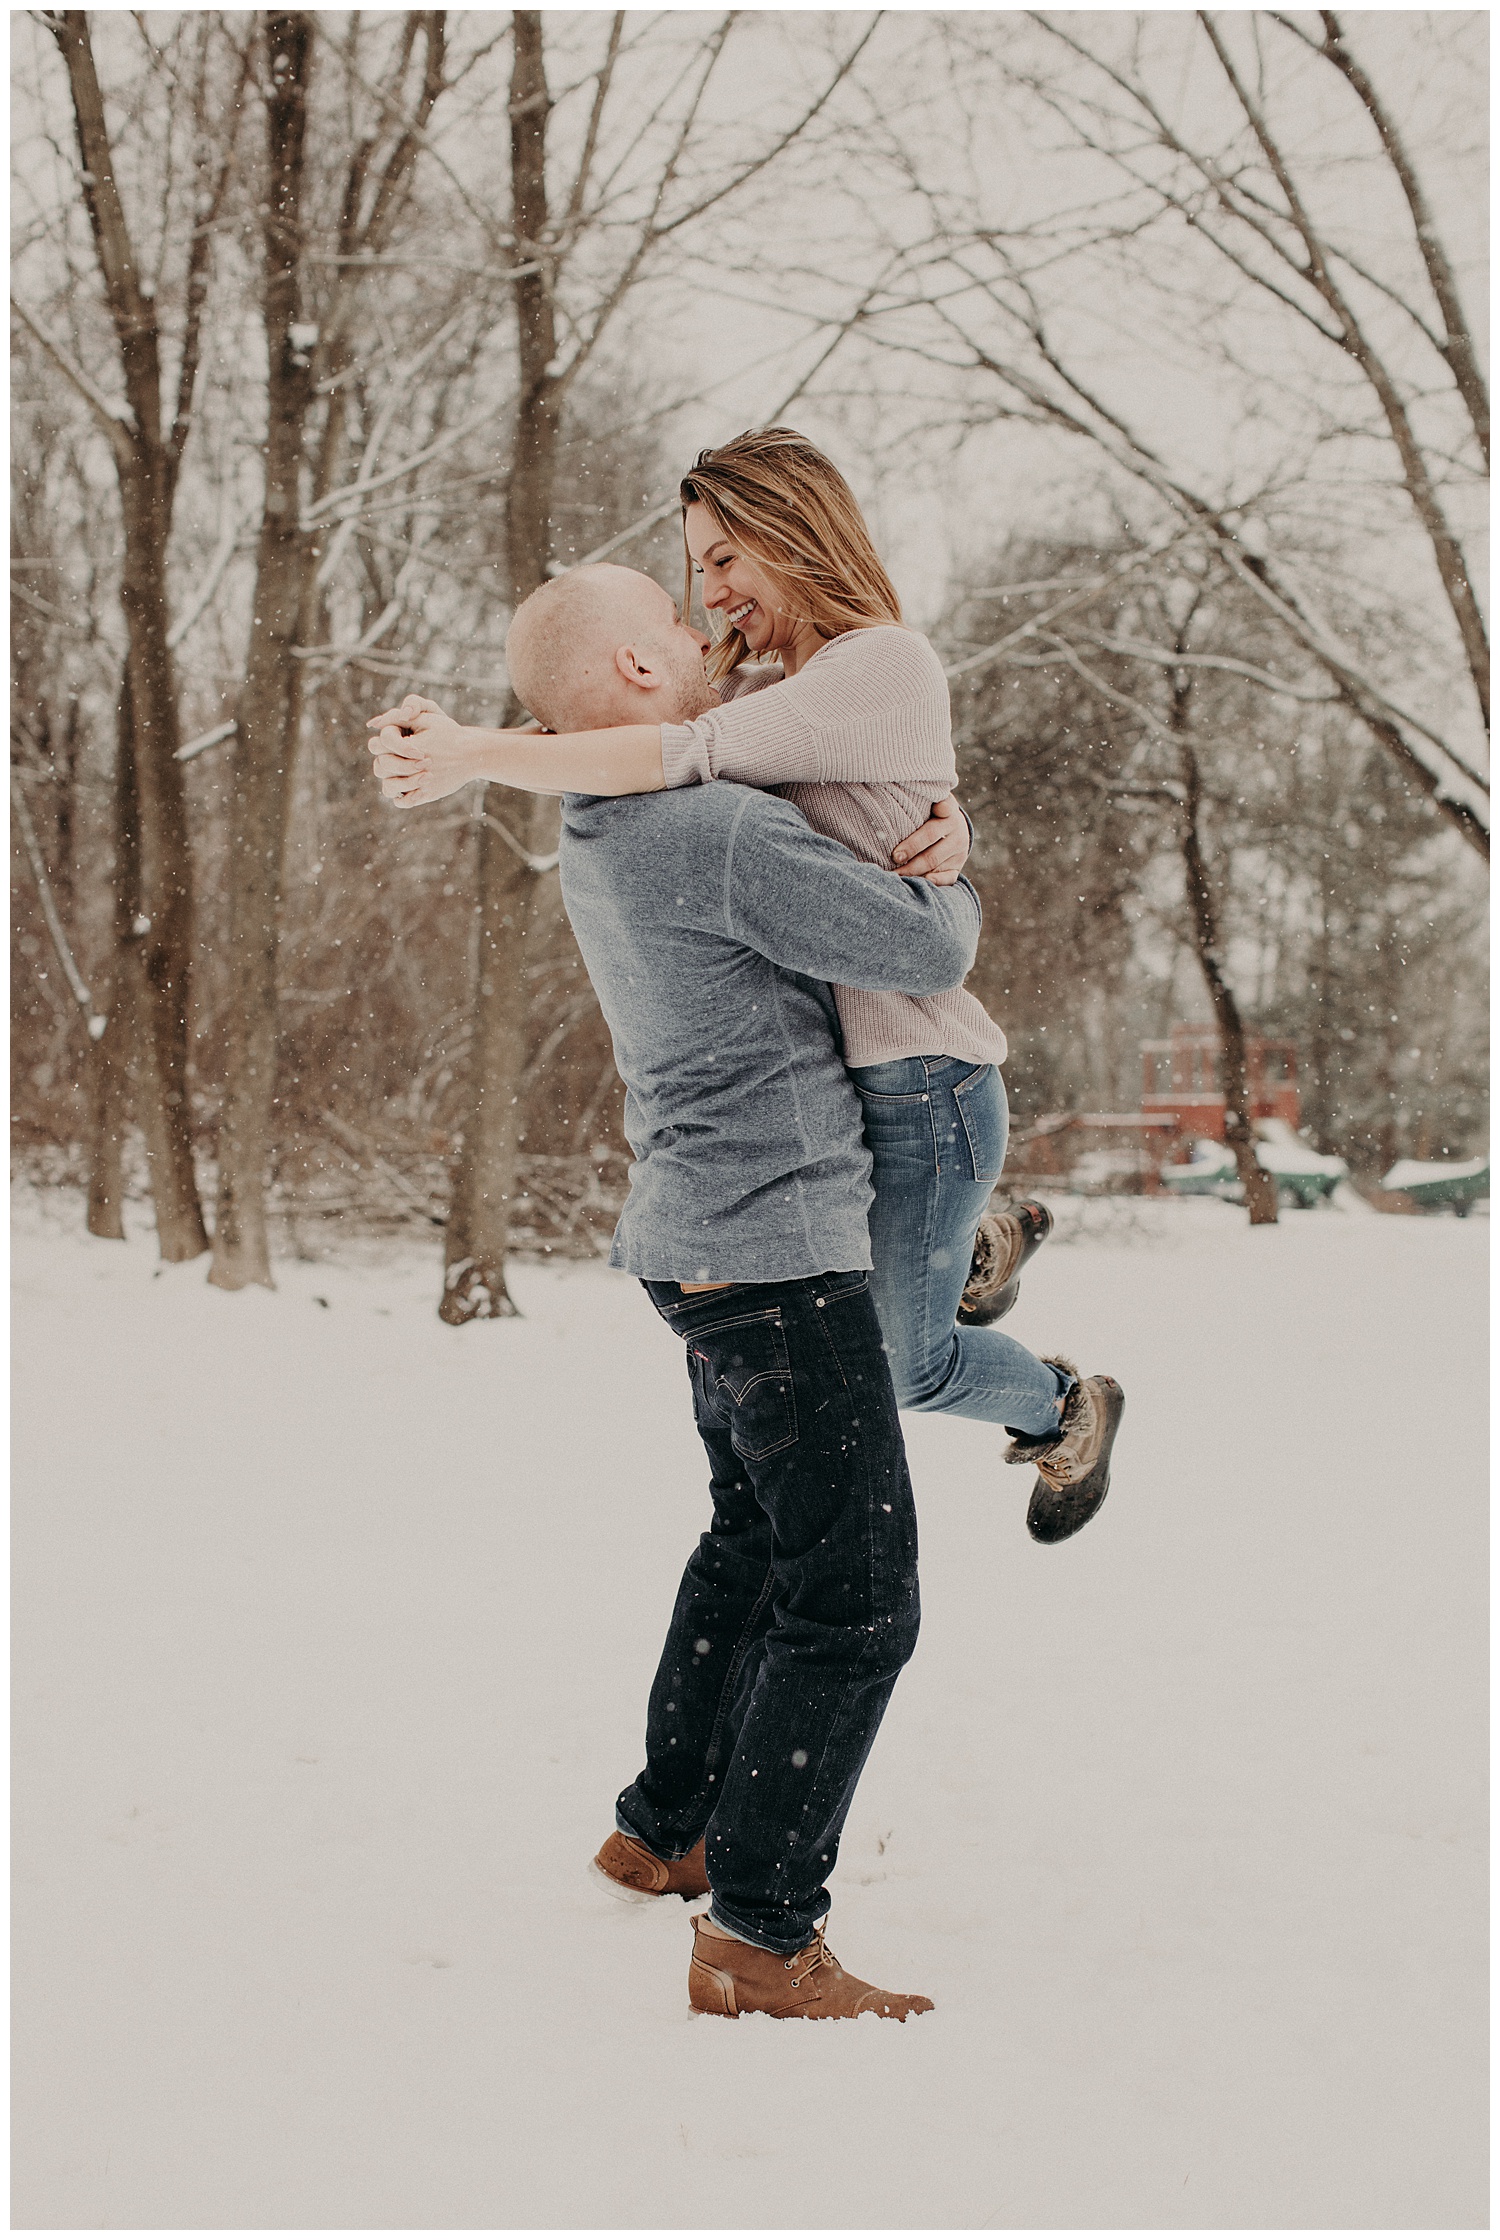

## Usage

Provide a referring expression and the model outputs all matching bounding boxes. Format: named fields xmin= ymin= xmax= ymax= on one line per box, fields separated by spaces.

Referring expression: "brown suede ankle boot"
xmin=592 ymin=1830 xmax=709 ymax=1902
xmin=688 ymin=1914 xmax=934 ymax=2020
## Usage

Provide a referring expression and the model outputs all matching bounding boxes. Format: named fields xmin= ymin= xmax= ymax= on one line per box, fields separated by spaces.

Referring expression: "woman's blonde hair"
xmin=680 ymin=427 xmax=902 ymax=684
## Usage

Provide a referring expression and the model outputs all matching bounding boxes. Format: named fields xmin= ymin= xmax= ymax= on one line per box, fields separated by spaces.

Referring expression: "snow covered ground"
xmin=12 ymin=1188 xmax=1488 ymax=2230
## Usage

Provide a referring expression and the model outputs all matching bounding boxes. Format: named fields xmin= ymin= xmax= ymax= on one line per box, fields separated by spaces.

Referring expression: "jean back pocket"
xmin=690 ymin=1309 xmax=799 ymax=1462
xmin=952 ymin=1064 xmax=1009 ymax=1183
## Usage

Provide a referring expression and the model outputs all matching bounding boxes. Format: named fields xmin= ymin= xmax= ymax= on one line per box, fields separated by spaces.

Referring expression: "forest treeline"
xmin=12 ymin=12 xmax=1487 ymax=1300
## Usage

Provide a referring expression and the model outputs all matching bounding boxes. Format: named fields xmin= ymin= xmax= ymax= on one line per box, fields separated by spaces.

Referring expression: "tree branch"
xmin=10 ymin=294 xmax=135 ymax=463
xmin=1076 ymin=631 xmax=1339 ymax=705
xmin=167 ymin=31 xmax=252 ymax=493
xmin=303 ymin=389 xmax=510 ymax=525
xmin=51 ymin=11 xmax=164 ymax=455
xmin=558 ymin=12 xmax=624 ymax=247
xmin=1199 ymin=11 xmax=1488 ymax=729
xmin=653 ymin=15 xmax=880 ymax=239
xmin=943 ymin=535 xmax=1191 ymax=680
xmin=11 ymin=771 xmax=103 ymax=1028
xmin=1277 ymin=8 xmax=1489 ymax=463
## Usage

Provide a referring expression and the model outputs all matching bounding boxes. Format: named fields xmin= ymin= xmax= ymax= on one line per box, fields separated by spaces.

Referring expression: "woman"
xmin=369 ymin=428 xmax=1123 ymax=1539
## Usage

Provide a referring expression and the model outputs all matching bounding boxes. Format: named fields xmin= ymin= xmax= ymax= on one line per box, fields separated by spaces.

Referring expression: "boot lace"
xmin=785 ymin=1926 xmax=835 ymax=1988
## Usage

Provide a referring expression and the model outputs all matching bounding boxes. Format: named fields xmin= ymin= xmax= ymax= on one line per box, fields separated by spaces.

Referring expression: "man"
xmin=372 ymin=565 xmax=980 ymax=2018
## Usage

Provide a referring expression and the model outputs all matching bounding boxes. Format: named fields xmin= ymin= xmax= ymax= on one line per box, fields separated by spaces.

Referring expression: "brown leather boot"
xmin=688 ymin=1913 xmax=934 ymax=2020
xmin=958 ymin=1200 xmax=1053 ymax=1325
xmin=1005 ymin=1360 xmax=1126 ymax=1544
xmin=592 ymin=1829 xmax=709 ymax=1902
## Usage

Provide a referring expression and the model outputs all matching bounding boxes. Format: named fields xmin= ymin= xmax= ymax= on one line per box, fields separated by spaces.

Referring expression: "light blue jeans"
xmin=849 ymin=1057 xmax=1072 ymax=1439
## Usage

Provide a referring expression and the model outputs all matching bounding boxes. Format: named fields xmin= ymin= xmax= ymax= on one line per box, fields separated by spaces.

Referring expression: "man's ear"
xmin=613 ymin=640 xmax=661 ymax=693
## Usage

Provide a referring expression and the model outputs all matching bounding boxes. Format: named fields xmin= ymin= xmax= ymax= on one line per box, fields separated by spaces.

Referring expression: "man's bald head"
xmin=506 ymin=563 xmax=713 ymax=733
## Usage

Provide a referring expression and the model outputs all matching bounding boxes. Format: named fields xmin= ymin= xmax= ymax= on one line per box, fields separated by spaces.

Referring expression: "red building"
xmin=1012 ymin=1026 xmax=1302 ymax=1193
xmin=1140 ymin=1025 xmax=1300 ymax=1141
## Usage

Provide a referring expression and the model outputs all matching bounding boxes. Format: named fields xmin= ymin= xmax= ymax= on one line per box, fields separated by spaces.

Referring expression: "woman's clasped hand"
xmin=366 ymin=695 xmax=548 ymax=807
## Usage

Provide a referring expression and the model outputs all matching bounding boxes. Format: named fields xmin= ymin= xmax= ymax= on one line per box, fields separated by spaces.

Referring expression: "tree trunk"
xmin=55 ymin=11 xmax=208 ymax=1261
xmin=441 ymin=8 xmax=562 ymax=1323
xmin=87 ymin=995 xmax=133 ymax=1239
xmin=210 ymin=12 xmax=316 ymax=1291
xmin=121 ymin=514 xmax=208 ymax=1259
xmin=1176 ymin=730 xmax=1280 ymax=1226
xmin=86 ymin=670 xmax=142 ymax=1241
xmin=1305 ymin=880 xmax=1335 ymax=1151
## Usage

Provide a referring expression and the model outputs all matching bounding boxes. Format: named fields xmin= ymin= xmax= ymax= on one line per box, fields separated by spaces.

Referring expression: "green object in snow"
xmin=1382 ymin=1157 xmax=1489 ymax=1214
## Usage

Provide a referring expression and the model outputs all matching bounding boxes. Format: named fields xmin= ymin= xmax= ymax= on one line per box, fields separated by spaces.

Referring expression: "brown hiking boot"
xmin=688 ymin=1913 xmax=934 ymax=2020
xmin=958 ymin=1201 xmax=1052 ymax=1326
xmin=1005 ymin=1357 xmax=1126 ymax=1544
xmin=592 ymin=1830 xmax=709 ymax=1902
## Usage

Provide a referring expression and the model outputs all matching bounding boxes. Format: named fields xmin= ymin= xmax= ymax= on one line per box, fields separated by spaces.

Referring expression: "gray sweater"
xmin=558 ymin=781 xmax=981 ymax=1281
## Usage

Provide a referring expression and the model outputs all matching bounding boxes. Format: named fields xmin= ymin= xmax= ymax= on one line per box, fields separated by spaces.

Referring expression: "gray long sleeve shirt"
xmin=558 ymin=781 xmax=981 ymax=1281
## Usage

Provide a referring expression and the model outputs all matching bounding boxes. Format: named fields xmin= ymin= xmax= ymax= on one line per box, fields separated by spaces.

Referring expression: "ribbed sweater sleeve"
xmin=660 ymin=626 xmax=956 ymax=791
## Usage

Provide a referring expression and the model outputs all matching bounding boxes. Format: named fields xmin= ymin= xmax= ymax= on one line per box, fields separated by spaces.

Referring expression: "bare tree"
xmin=209 ymin=12 xmax=318 ymax=1288
xmin=1150 ymin=597 xmax=1281 ymax=1224
xmin=1274 ymin=10 xmax=1488 ymax=471
xmin=17 ymin=11 xmax=230 ymax=1257
xmin=211 ymin=10 xmax=448 ymax=1290
xmin=943 ymin=545 xmax=1288 ymax=1216
xmin=439 ymin=7 xmax=561 ymax=1322
xmin=837 ymin=11 xmax=1488 ymax=856
xmin=1185 ymin=11 xmax=1484 ymax=731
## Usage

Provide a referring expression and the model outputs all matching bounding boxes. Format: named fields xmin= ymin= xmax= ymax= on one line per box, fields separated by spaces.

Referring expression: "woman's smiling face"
xmin=684 ymin=500 xmax=797 ymax=659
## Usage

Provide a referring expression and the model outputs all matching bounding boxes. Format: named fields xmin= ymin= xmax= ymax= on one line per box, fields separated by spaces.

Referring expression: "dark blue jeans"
xmin=617 ymin=1271 xmax=920 ymax=1955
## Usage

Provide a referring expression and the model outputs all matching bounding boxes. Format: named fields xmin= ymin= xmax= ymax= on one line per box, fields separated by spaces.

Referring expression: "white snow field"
xmin=12 ymin=1187 xmax=1487 ymax=2231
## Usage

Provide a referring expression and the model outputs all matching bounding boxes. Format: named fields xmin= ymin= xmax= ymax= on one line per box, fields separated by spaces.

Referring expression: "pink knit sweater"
xmin=659 ymin=626 xmax=1008 ymax=1068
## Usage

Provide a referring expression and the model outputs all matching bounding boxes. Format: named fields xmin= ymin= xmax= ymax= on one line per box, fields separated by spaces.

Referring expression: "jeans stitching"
xmin=913 ymin=1121 xmax=942 ymax=1379
xmin=676 ymin=1351 xmax=776 ymax=1830
xmin=804 ymin=1288 xmax=855 ymax=1396
xmin=700 ymin=1563 xmax=778 ymax=1791
xmin=700 ymin=1318 xmax=799 ymax=1461
xmin=792 ymin=1440 xmax=917 ymax=1888
xmin=951 ymin=1084 xmax=984 ymax=1181
xmin=952 ymin=1068 xmax=1007 ymax=1184
xmin=663 ymin=1304 xmax=785 ymax=1337
xmin=747 ymin=1291 xmax=904 ymax=1885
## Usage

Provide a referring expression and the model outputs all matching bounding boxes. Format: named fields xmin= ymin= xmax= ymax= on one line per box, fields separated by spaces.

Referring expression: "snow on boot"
xmin=1004 ymin=1357 xmax=1125 ymax=1544
xmin=592 ymin=1830 xmax=709 ymax=1902
xmin=958 ymin=1200 xmax=1053 ymax=1326
xmin=688 ymin=1915 xmax=934 ymax=2020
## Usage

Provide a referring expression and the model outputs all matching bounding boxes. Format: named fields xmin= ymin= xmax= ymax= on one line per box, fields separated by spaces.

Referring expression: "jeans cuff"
xmin=705 ymin=1899 xmax=824 ymax=1957
xmin=614 ymin=1806 xmax=703 ymax=1863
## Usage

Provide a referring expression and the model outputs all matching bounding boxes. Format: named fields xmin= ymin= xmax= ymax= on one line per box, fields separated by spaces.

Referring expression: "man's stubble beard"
xmin=658 ymin=642 xmax=718 ymax=725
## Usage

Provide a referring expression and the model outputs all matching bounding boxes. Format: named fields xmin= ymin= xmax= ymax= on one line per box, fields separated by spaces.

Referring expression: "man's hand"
xmin=366 ymin=695 xmax=480 ymax=807
xmin=891 ymin=794 xmax=972 ymax=885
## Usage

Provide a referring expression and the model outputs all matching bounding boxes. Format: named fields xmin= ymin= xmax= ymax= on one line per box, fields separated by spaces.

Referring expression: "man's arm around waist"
xmin=722 ymin=790 xmax=980 ymax=996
